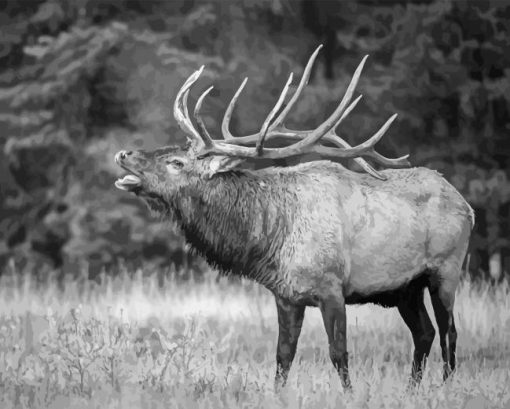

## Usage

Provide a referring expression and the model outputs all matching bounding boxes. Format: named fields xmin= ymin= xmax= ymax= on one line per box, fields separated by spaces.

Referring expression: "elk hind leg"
xmin=398 ymin=284 xmax=435 ymax=387
xmin=429 ymin=263 xmax=459 ymax=381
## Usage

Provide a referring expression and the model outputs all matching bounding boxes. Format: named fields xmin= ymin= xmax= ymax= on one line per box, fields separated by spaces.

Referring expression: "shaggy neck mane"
xmin=170 ymin=170 xmax=293 ymax=283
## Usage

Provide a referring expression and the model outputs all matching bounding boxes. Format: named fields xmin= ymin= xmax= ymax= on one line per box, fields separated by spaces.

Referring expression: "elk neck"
xmin=169 ymin=169 xmax=294 ymax=283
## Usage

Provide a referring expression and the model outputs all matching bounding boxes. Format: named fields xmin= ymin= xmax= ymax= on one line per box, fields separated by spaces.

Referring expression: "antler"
xmin=175 ymin=45 xmax=410 ymax=180
xmin=173 ymin=65 xmax=207 ymax=146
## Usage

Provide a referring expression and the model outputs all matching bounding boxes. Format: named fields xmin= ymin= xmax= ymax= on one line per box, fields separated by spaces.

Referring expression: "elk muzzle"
xmin=115 ymin=150 xmax=143 ymax=192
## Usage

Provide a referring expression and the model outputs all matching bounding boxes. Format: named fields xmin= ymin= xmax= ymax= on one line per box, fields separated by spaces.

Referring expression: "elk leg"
xmin=274 ymin=296 xmax=305 ymax=390
xmin=430 ymin=285 xmax=457 ymax=381
xmin=319 ymin=295 xmax=352 ymax=390
xmin=398 ymin=286 xmax=435 ymax=386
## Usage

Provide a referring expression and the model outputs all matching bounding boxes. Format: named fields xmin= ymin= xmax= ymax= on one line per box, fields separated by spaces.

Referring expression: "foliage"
xmin=0 ymin=0 xmax=508 ymax=279
xmin=0 ymin=269 xmax=509 ymax=408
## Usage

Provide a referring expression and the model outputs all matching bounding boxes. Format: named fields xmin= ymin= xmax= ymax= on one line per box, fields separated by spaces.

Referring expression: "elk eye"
xmin=167 ymin=159 xmax=184 ymax=169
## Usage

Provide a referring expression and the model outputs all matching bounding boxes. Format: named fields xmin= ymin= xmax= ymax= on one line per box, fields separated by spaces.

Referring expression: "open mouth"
xmin=115 ymin=174 xmax=142 ymax=192
xmin=114 ymin=151 xmax=144 ymax=192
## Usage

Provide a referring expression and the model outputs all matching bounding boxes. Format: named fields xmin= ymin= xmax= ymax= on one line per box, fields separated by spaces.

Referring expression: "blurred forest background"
xmin=0 ymin=0 xmax=509 ymax=282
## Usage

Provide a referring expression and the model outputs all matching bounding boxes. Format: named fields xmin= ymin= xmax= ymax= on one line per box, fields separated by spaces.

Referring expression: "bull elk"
xmin=114 ymin=45 xmax=474 ymax=390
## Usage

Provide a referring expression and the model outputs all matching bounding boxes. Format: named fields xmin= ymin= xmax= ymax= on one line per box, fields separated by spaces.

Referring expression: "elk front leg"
xmin=319 ymin=295 xmax=352 ymax=390
xmin=274 ymin=296 xmax=305 ymax=390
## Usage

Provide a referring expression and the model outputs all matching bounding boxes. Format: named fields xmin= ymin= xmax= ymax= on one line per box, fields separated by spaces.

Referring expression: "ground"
xmin=0 ymin=267 xmax=509 ymax=409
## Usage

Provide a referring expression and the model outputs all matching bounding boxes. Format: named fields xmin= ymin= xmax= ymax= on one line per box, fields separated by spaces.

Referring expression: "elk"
xmin=115 ymin=45 xmax=474 ymax=390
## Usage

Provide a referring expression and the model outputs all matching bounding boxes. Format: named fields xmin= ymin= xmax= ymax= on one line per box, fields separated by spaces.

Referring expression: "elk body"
xmin=115 ymin=46 xmax=474 ymax=390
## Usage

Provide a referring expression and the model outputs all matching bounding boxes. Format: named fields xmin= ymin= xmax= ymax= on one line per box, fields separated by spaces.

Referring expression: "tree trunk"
xmin=499 ymin=202 xmax=510 ymax=282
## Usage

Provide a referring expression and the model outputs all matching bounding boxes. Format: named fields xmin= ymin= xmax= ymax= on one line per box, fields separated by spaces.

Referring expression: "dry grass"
xmin=0 ymin=268 xmax=509 ymax=409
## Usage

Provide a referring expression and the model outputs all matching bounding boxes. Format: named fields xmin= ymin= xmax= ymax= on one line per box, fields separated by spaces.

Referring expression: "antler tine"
xmin=370 ymin=152 xmax=410 ymax=167
xmin=269 ymin=44 xmax=322 ymax=131
xmin=193 ymin=85 xmax=215 ymax=148
xmin=284 ymin=55 xmax=368 ymax=152
xmin=324 ymin=135 xmax=386 ymax=180
xmin=329 ymin=95 xmax=363 ymax=134
xmin=222 ymin=78 xmax=248 ymax=140
xmin=322 ymin=94 xmax=389 ymax=180
xmin=174 ymin=66 xmax=205 ymax=144
xmin=257 ymin=72 xmax=294 ymax=155
xmin=183 ymin=89 xmax=191 ymax=125
xmin=352 ymin=114 xmax=398 ymax=150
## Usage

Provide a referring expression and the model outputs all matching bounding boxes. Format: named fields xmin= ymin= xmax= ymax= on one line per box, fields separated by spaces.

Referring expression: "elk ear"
xmin=206 ymin=156 xmax=245 ymax=178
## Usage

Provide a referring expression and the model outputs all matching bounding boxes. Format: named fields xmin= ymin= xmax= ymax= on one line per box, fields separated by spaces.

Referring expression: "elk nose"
xmin=115 ymin=150 xmax=132 ymax=163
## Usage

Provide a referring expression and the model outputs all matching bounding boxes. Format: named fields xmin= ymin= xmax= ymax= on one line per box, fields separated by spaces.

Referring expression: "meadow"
xmin=0 ymin=266 xmax=509 ymax=409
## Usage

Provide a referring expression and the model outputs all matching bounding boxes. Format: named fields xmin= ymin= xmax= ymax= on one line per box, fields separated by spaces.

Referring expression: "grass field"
xmin=0 ymin=267 xmax=509 ymax=409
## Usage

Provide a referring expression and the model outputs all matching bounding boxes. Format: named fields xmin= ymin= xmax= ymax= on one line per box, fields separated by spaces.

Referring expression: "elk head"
xmin=115 ymin=45 xmax=409 ymax=215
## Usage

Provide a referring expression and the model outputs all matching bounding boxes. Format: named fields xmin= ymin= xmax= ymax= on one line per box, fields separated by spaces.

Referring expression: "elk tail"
xmin=463 ymin=252 xmax=471 ymax=278
xmin=468 ymin=205 xmax=475 ymax=230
